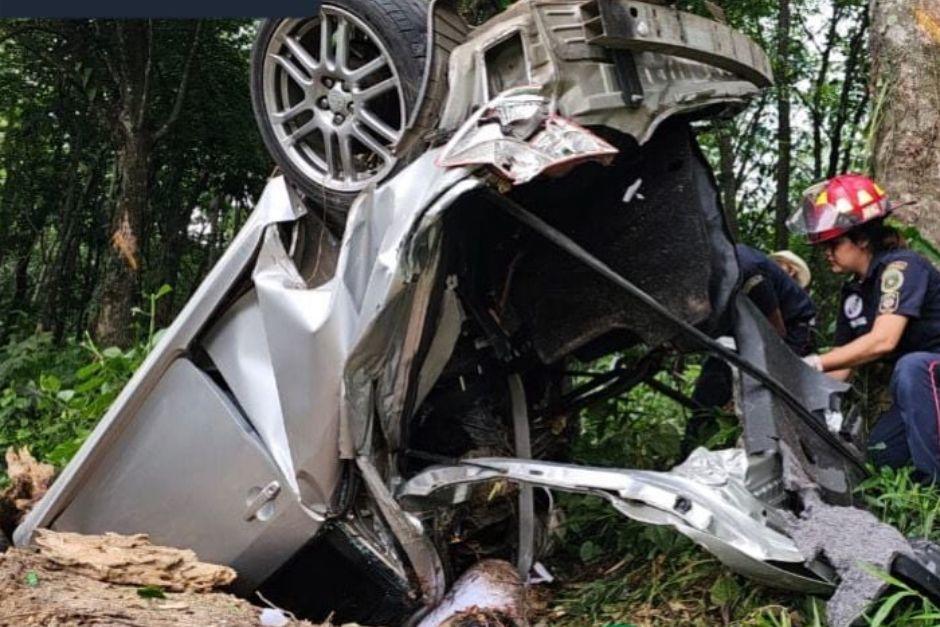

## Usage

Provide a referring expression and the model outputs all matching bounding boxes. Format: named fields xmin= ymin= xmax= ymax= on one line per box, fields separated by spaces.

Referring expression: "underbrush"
xmin=0 ymin=287 xmax=170 ymax=487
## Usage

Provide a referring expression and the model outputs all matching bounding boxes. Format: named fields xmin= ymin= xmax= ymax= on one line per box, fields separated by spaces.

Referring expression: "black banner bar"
xmin=0 ymin=0 xmax=322 ymax=18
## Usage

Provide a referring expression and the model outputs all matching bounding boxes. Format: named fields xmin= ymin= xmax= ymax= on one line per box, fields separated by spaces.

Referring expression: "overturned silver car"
xmin=16 ymin=1 xmax=940 ymax=625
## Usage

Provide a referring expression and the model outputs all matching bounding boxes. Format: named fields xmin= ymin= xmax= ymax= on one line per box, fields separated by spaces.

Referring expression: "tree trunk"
xmin=92 ymin=20 xmax=201 ymax=346
xmin=716 ymin=121 xmax=739 ymax=239
xmin=870 ymin=0 xmax=940 ymax=246
xmin=828 ymin=10 xmax=869 ymax=179
xmin=774 ymin=0 xmax=792 ymax=250
xmin=95 ymin=131 xmax=151 ymax=347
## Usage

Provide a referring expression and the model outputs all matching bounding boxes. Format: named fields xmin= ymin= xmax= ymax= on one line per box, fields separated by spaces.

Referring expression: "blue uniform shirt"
xmin=834 ymin=249 xmax=940 ymax=355
xmin=736 ymin=245 xmax=816 ymax=349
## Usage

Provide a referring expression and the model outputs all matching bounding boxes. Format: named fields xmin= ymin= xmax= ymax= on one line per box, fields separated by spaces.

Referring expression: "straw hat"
xmin=770 ymin=250 xmax=812 ymax=289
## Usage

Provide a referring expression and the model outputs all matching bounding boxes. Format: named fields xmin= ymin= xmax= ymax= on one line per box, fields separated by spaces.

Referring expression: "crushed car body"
xmin=15 ymin=1 xmax=940 ymax=625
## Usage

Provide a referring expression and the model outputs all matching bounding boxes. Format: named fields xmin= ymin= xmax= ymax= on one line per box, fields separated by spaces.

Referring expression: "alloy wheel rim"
xmin=262 ymin=7 xmax=407 ymax=194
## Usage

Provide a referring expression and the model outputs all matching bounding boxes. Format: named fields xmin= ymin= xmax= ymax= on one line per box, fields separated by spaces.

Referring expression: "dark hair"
xmin=846 ymin=217 xmax=906 ymax=254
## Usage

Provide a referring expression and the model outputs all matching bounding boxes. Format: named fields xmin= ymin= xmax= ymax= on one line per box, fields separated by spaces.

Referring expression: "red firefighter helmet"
xmin=788 ymin=174 xmax=891 ymax=244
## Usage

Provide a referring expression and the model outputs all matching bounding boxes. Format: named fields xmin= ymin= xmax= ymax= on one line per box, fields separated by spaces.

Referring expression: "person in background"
xmin=684 ymin=244 xmax=817 ymax=453
xmin=790 ymin=174 xmax=940 ymax=483
xmin=770 ymin=249 xmax=812 ymax=291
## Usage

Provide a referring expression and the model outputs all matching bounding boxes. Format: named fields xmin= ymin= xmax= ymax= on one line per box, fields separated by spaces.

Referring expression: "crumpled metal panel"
xmin=335 ymin=148 xmax=480 ymax=456
xmin=252 ymin=226 xmax=352 ymax=510
xmin=438 ymin=87 xmax=618 ymax=184
xmin=399 ymin=451 xmax=832 ymax=593
xmin=201 ymin=223 xmax=354 ymax=514
xmin=732 ymin=296 xmax=859 ymax=503
xmin=203 ymin=290 xmax=299 ymax=493
xmin=44 ymin=358 xmax=315 ymax=591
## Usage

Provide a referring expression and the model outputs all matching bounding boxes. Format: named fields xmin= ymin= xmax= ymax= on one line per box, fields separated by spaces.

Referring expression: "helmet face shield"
xmin=788 ymin=175 xmax=891 ymax=244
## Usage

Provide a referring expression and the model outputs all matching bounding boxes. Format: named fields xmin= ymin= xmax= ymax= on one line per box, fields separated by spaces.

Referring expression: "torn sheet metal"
xmin=733 ymin=297 xmax=861 ymax=503
xmin=357 ymin=456 xmax=446 ymax=605
xmin=438 ymin=88 xmax=617 ymax=184
xmin=399 ymin=453 xmax=832 ymax=593
xmin=416 ymin=559 xmax=525 ymax=627
xmin=251 ymin=226 xmax=353 ymax=513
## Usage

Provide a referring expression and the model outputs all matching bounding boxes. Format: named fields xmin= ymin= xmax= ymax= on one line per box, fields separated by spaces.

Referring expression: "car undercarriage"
xmin=13 ymin=1 xmax=940 ymax=625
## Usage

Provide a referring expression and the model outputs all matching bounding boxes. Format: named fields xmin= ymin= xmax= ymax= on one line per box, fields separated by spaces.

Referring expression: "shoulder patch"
xmin=879 ymin=291 xmax=900 ymax=314
xmin=880 ymin=264 xmax=906 ymax=293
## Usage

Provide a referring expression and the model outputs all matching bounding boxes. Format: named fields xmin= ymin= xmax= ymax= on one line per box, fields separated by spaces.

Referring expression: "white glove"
xmin=802 ymin=354 xmax=823 ymax=372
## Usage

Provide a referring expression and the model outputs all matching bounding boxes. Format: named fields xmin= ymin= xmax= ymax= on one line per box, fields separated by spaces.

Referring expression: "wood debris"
xmin=0 ymin=447 xmax=55 ymax=536
xmin=0 ymin=545 xmax=318 ymax=626
xmin=33 ymin=529 xmax=237 ymax=592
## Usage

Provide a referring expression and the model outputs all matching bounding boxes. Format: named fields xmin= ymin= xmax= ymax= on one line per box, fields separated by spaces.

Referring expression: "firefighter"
xmin=685 ymin=244 xmax=816 ymax=453
xmin=790 ymin=174 xmax=940 ymax=483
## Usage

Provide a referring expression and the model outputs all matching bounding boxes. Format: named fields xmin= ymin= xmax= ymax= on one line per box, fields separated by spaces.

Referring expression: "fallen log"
xmin=33 ymin=529 xmax=237 ymax=592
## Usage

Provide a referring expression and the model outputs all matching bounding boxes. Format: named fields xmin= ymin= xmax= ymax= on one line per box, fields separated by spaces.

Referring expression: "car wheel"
xmin=251 ymin=0 xmax=428 ymax=215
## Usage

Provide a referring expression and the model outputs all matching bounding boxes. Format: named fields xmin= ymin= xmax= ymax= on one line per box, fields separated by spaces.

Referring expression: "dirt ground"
xmin=0 ymin=546 xmax=318 ymax=627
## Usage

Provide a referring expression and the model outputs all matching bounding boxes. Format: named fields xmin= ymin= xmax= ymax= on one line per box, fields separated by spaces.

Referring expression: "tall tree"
xmin=773 ymin=0 xmax=793 ymax=250
xmin=870 ymin=0 xmax=940 ymax=246
xmin=90 ymin=20 xmax=202 ymax=346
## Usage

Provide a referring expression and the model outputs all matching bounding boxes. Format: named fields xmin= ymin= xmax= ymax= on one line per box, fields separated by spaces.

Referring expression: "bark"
xmin=716 ymin=121 xmax=739 ymax=239
xmin=93 ymin=20 xmax=202 ymax=346
xmin=154 ymin=171 xmax=208 ymax=327
xmin=774 ymin=0 xmax=793 ymax=250
xmin=33 ymin=530 xmax=236 ymax=592
xmin=95 ymin=131 xmax=151 ymax=346
xmin=870 ymin=0 xmax=940 ymax=246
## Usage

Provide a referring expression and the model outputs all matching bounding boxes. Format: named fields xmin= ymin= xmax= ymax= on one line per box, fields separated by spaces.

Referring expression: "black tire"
xmin=251 ymin=0 xmax=428 ymax=216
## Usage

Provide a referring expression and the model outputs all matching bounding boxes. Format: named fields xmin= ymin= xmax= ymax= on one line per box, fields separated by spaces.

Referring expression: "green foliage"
xmin=137 ymin=585 xmax=167 ymax=599
xmin=0 ymin=20 xmax=269 ymax=343
xmin=862 ymin=567 xmax=939 ymax=626
xmin=571 ymin=359 xmax=700 ymax=471
xmin=858 ymin=465 xmax=940 ymax=542
xmin=0 ymin=287 xmax=170 ymax=484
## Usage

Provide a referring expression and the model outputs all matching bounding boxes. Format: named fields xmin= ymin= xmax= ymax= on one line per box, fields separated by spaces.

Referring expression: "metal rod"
xmin=508 ymin=374 xmax=535 ymax=578
xmin=643 ymin=377 xmax=704 ymax=412
xmin=490 ymin=192 xmax=867 ymax=475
